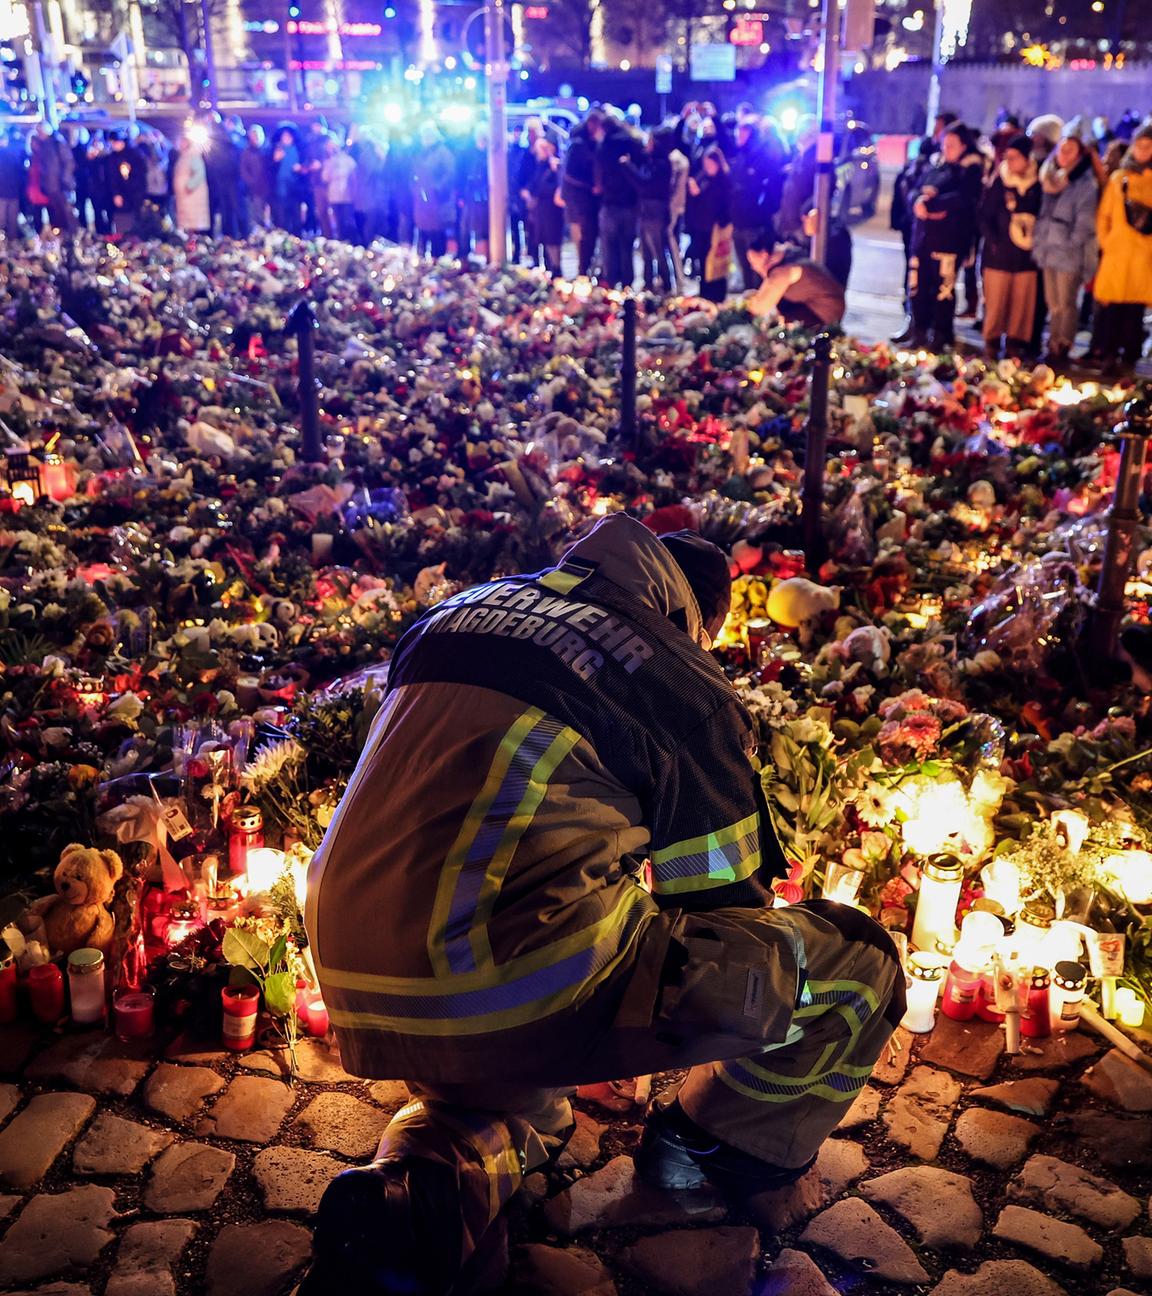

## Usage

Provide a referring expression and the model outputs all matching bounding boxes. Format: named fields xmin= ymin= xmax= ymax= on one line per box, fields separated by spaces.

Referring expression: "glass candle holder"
xmin=303 ymin=993 xmax=330 ymax=1038
xmin=901 ymin=956 xmax=943 ymax=1033
xmin=113 ymin=988 xmax=155 ymax=1041
xmin=67 ymin=948 xmax=106 ymax=1026
xmin=1114 ymin=987 xmax=1146 ymax=1029
xmin=822 ymin=859 xmax=865 ymax=906
xmin=911 ymin=856 xmax=963 ymax=953
xmin=221 ymin=985 xmax=260 ymax=1052
xmin=28 ymin=962 xmax=65 ymax=1024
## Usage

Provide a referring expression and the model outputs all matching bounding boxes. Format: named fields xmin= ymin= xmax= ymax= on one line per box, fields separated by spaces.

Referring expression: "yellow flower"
xmin=68 ymin=764 xmax=101 ymax=789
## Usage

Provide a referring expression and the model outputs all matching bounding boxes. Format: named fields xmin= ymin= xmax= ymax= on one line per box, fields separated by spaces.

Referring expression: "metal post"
xmin=199 ymin=0 xmax=218 ymax=108
xmin=925 ymin=0 xmax=945 ymax=134
xmin=30 ymin=0 xmax=58 ymax=128
xmin=286 ymin=301 xmax=322 ymax=463
xmin=1090 ymin=395 xmax=1152 ymax=660
xmin=810 ymin=0 xmax=840 ymax=268
xmin=621 ymin=295 xmax=637 ymax=447
xmin=802 ymin=332 xmax=833 ymax=571
xmin=283 ymin=7 xmax=299 ymax=111
xmin=486 ymin=0 xmax=509 ymax=265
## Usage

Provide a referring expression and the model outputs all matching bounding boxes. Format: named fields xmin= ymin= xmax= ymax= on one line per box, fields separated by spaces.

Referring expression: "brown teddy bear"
xmin=22 ymin=844 xmax=124 ymax=957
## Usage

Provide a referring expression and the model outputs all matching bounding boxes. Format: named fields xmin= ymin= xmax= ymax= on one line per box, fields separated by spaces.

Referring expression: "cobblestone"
xmin=0 ymin=1092 xmax=96 ymax=1190
xmin=252 ymin=1146 xmax=344 ymax=1214
xmin=105 ymin=1220 xmax=196 ymax=1296
xmin=871 ymin=1026 xmax=913 ymax=1085
xmin=367 ymin=1080 xmax=411 ymax=1109
xmin=196 ymin=1074 xmax=294 ymax=1144
xmin=619 ymin=1225 xmax=759 ymax=1296
xmin=992 ymin=1204 xmax=1104 ymax=1270
xmin=1123 ymin=1235 xmax=1152 ymax=1279
xmin=204 ymin=1221 xmax=312 ymax=1296
xmin=1068 ymin=1113 xmax=1152 ymax=1171
xmin=835 ymin=1084 xmax=882 ymax=1130
xmin=860 ymin=1165 xmax=983 ymax=1249
xmin=143 ymin=1063 xmax=226 ymax=1123
xmin=920 ymin=1016 xmax=1004 ymax=1080
xmin=954 ymin=1108 xmax=1040 ymax=1168
xmin=1081 ymin=1048 xmax=1152 ymax=1112
xmin=0 ymin=1185 xmax=117 ymax=1286
xmin=558 ymin=1112 xmax=604 ymax=1169
xmin=0 ymin=1023 xmax=39 ymax=1076
xmin=883 ymin=1065 xmax=963 ymax=1161
xmin=1009 ymin=1033 xmax=1099 ymax=1072
xmin=748 ymin=1138 xmax=868 ymax=1232
xmin=800 ymin=1197 xmax=931 ymax=1284
xmin=929 ymin=1260 xmax=1068 ymax=1296
xmin=1008 ymin=1154 xmax=1140 ymax=1230
xmin=543 ymin=1156 xmax=726 ymax=1235
xmin=759 ymin=1248 xmax=839 ymax=1296
xmin=25 ymin=1034 xmax=150 ymax=1096
xmin=0 ymin=1081 xmax=21 ymax=1124
xmin=508 ymin=1243 xmax=617 ymax=1295
xmin=72 ymin=1112 xmax=174 ymax=1176
xmin=143 ymin=1142 xmax=236 ymax=1213
xmin=294 ymin=1092 xmax=390 ymax=1158
xmin=971 ymin=1078 xmax=1059 ymax=1116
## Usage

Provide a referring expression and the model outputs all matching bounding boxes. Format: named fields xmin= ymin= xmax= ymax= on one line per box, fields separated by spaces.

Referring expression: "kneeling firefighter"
xmin=301 ymin=514 xmax=905 ymax=1294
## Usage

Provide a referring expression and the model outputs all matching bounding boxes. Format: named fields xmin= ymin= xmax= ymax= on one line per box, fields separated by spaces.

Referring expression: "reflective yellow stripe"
xmin=468 ymin=725 xmax=582 ymax=970
xmin=650 ymin=811 xmax=760 ymax=895
xmin=538 ymin=569 xmax=585 ymax=594
xmin=427 ymin=708 xmax=544 ymax=977
xmin=321 ymin=886 xmax=652 ymax=1037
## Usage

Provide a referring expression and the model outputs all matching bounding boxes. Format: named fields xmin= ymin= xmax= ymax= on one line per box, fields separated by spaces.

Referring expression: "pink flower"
xmin=902 ymin=711 xmax=942 ymax=757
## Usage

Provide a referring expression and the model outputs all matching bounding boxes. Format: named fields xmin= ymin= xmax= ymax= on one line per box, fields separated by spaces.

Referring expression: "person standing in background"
xmin=272 ymin=127 xmax=302 ymax=234
xmin=0 ymin=129 xmax=26 ymax=240
xmin=86 ymin=132 xmax=113 ymax=234
xmin=70 ymin=127 xmax=91 ymax=230
xmin=204 ymin=113 xmax=242 ymax=238
xmin=458 ymin=124 xmax=491 ymax=261
xmin=526 ymin=135 xmax=565 ymax=276
xmin=979 ymin=132 xmax=1042 ymax=359
xmin=1033 ymin=130 xmax=1099 ymax=368
xmin=560 ymin=110 xmax=602 ymax=278
xmin=686 ymin=145 xmax=732 ymax=303
xmin=1091 ymin=123 xmax=1152 ymax=376
xmin=106 ymin=131 xmax=144 ymax=236
xmin=240 ymin=126 xmax=271 ymax=229
xmin=593 ymin=111 xmax=645 ymax=289
xmin=172 ymin=134 xmax=210 ymax=235
xmin=623 ymin=127 xmax=676 ymax=295
xmin=139 ymin=128 xmax=171 ymax=218
xmin=30 ymin=122 xmax=76 ymax=234
xmin=728 ymin=117 xmax=775 ymax=289
xmin=412 ymin=125 xmax=457 ymax=259
xmin=323 ymin=138 xmax=357 ymax=242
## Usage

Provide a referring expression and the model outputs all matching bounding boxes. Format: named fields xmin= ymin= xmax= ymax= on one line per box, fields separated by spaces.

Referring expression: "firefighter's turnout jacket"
xmin=306 ymin=513 xmax=789 ymax=1082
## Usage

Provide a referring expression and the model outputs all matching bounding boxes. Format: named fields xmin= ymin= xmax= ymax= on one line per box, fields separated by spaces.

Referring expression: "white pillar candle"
xmin=901 ymin=956 xmax=943 ymax=1034
xmin=911 ymin=857 xmax=963 ymax=953
xmin=245 ymin=848 xmax=287 ymax=894
xmin=1115 ymin=988 xmax=1146 ymax=1030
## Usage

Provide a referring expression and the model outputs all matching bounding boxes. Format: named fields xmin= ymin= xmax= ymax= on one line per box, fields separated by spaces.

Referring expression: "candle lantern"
xmin=113 ymin=987 xmax=155 ymax=1041
xmin=228 ymin=805 xmax=264 ymax=878
xmin=823 ymin=859 xmax=866 ymax=906
xmin=245 ymin=847 xmax=287 ymax=894
xmin=901 ymin=956 xmax=944 ymax=1033
xmin=5 ymin=447 xmax=40 ymax=506
xmin=67 ymin=948 xmax=107 ymax=1025
xmin=1103 ymin=850 xmax=1152 ymax=906
xmin=165 ymin=899 xmax=203 ymax=948
xmin=911 ymin=854 xmax=964 ymax=953
xmin=1114 ymin=988 xmax=1146 ymax=1029
xmin=38 ymin=453 xmax=76 ymax=501
xmin=1013 ymin=900 xmax=1055 ymax=970
xmin=979 ymin=857 xmax=1021 ymax=917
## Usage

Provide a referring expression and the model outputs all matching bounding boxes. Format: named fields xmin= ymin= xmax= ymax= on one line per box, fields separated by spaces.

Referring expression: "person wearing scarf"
xmin=1033 ymin=131 xmax=1100 ymax=367
xmin=1090 ymin=122 xmax=1152 ymax=376
xmin=979 ymin=133 xmax=1042 ymax=359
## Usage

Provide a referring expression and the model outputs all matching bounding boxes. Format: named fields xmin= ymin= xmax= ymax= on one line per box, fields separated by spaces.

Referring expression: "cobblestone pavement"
xmin=0 ymin=1014 xmax=1149 ymax=1295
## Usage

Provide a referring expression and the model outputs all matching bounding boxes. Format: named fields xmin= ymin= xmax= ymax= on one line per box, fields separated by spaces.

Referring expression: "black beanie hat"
xmin=1006 ymin=132 xmax=1032 ymax=159
xmin=658 ymin=530 xmax=732 ymax=636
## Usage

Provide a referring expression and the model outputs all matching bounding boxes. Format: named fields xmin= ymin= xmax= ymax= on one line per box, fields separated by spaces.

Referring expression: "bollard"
xmin=802 ymin=331 xmax=834 ymax=572
xmin=620 ymin=295 xmax=638 ymax=449
xmin=1090 ymin=392 xmax=1152 ymax=660
xmin=286 ymin=300 xmax=322 ymax=464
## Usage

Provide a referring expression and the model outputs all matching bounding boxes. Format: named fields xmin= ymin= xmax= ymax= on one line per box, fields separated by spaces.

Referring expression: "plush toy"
xmin=22 ymin=844 xmax=124 ymax=957
xmin=766 ymin=577 xmax=841 ymax=630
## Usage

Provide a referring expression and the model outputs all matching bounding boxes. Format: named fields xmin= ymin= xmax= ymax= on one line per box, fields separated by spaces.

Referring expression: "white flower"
xmin=241 ymin=739 xmax=306 ymax=792
xmin=106 ymin=692 xmax=144 ymax=724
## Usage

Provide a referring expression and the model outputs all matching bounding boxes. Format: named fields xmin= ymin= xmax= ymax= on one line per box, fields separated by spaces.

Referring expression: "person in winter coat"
xmin=776 ymin=115 xmax=818 ymax=243
xmin=240 ymin=126 xmax=271 ymax=228
xmin=202 ymin=114 xmax=242 ymax=238
xmin=623 ymin=128 xmax=676 ymax=294
xmin=457 ymin=125 xmax=490 ymax=260
xmin=138 ymin=129 xmax=171 ymax=215
xmin=1091 ymin=124 xmax=1152 ymax=375
xmin=85 ymin=133 xmax=113 ymax=234
xmin=526 ymin=136 xmax=565 ymax=276
xmin=105 ymin=132 xmax=145 ymax=236
xmin=322 ymin=139 xmax=357 ymax=242
xmin=1032 ymin=132 xmax=1100 ymax=365
xmin=903 ymin=124 xmax=984 ymax=350
xmin=890 ymin=135 xmax=934 ymax=296
xmin=560 ymin=113 xmax=602 ymax=277
xmin=0 ymin=129 xmax=26 ymax=239
xmin=979 ymin=133 xmax=1042 ymax=359
xmin=593 ymin=113 xmax=645 ymax=288
xmin=412 ymin=125 xmax=457 ymax=259
xmin=300 ymin=514 xmax=904 ymax=1296
xmin=352 ymin=138 xmax=388 ymax=244
xmin=746 ymin=235 xmax=845 ymax=327
xmin=728 ymin=120 xmax=779 ymax=288
xmin=272 ymin=128 xmax=302 ymax=234
xmin=172 ymin=134 xmax=210 ymax=234
xmin=686 ymin=146 xmax=732 ymax=303
xmin=29 ymin=123 xmax=75 ymax=233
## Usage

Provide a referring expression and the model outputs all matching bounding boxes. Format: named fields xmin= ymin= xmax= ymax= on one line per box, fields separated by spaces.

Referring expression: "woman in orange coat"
xmin=1091 ymin=123 xmax=1152 ymax=375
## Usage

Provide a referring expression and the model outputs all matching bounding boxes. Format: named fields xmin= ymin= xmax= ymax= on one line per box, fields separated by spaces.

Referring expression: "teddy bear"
xmin=21 ymin=844 xmax=124 ymax=957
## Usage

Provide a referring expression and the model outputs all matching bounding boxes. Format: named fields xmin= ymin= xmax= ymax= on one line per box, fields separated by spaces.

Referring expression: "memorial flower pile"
xmin=1 ymin=231 xmax=1151 ymax=1023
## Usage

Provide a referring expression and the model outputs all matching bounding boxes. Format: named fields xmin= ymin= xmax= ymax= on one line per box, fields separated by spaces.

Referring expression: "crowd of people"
xmin=1 ymin=100 xmax=1149 ymax=368
xmin=892 ymin=108 xmax=1152 ymax=375
xmin=0 ymin=102 xmax=850 ymax=318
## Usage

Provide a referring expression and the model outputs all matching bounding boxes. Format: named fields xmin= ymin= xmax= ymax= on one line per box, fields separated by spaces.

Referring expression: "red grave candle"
xmin=221 ymin=985 xmax=259 ymax=1051
xmin=113 ymin=989 xmax=155 ymax=1041
xmin=27 ymin=963 xmax=65 ymax=1023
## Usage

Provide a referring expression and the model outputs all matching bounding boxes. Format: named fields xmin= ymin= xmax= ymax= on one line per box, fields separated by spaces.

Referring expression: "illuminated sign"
xmin=729 ymin=18 xmax=764 ymax=45
xmin=289 ymin=59 xmax=382 ymax=69
xmin=523 ymin=5 xmax=550 ymax=16
xmin=285 ymin=20 xmax=383 ymax=36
